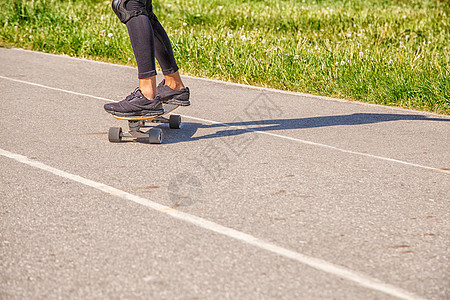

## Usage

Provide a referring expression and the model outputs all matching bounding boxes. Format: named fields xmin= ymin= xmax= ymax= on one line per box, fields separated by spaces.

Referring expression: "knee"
xmin=144 ymin=1 xmax=159 ymax=24
xmin=111 ymin=0 xmax=148 ymax=24
xmin=148 ymin=11 xmax=158 ymax=25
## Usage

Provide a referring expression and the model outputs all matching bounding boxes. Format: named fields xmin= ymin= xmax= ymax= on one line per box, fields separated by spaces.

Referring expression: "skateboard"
xmin=108 ymin=104 xmax=181 ymax=144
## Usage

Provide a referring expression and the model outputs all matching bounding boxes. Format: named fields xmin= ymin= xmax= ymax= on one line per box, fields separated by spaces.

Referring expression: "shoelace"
xmin=125 ymin=92 xmax=136 ymax=102
xmin=125 ymin=89 xmax=143 ymax=102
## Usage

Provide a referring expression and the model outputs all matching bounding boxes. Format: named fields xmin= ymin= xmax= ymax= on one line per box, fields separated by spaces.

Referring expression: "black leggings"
xmin=125 ymin=0 xmax=178 ymax=79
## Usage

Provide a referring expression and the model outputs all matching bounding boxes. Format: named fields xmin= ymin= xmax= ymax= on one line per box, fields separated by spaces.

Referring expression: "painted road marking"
xmin=0 ymin=74 xmax=448 ymax=175
xmin=9 ymin=48 xmax=446 ymax=117
xmin=0 ymin=148 xmax=426 ymax=300
xmin=182 ymin=115 xmax=450 ymax=174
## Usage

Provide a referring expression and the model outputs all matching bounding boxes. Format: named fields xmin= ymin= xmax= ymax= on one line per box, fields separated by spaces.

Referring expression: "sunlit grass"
xmin=1 ymin=0 xmax=448 ymax=113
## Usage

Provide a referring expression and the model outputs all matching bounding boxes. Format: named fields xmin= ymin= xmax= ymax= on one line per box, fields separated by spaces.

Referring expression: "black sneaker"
xmin=104 ymin=88 xmax=164 ymax=117
xmin=157 ymin=80 xmax=190 ymax=106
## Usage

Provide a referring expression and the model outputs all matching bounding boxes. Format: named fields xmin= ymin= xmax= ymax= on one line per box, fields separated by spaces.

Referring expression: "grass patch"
xmin=1 ymin=0 xmax=449 ymax=114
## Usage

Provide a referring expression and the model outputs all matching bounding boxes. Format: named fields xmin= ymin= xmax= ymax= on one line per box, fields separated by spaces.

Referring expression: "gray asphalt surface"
xmin=0 ymin=48 xmax=449 ymax=299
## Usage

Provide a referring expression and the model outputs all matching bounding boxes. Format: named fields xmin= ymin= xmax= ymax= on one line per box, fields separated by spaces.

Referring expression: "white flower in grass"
xmin=29 ymin=35 xmax=33 ymax=39
xmin=340 ymin=61 xmax=346 ymax=65
xmin=359 ymin=51 xmax=364 ymax=58
xmin=108 ymin=32 xmax=113 ymax=38
xmin=227 ymin=33 xmax=234 ymax=39
xmin=105 ymin=41 xmax=109 ymax=45
xmin=183 ymin=22 xmax=187 ymax=26
xmin=294 ymin=55 xmax=300 ymax=60
xmin=240 ymin=35 xmax=247 ymax=42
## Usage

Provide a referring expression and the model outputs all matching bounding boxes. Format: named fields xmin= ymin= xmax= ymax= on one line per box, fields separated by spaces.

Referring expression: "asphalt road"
xmin=0 ymin=48 xmax=449 ymax=300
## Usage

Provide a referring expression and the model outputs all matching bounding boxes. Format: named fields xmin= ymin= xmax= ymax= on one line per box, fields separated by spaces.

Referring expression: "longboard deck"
xmin=112 ymin=104 xmax=179 ymax=121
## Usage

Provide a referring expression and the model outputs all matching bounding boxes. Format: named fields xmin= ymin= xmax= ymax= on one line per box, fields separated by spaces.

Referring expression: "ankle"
xmin=139 ymin=76 xmax=157 ymax=100
xmin=164 ymin=72 xmax=185 ymax=90
xmin=140 ymin=89 xmax=156 ymax=100
xmin=165 ymin=80 xmax=184 ymax=91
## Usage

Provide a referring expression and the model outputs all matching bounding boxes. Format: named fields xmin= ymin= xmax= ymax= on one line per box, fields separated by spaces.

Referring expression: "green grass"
xmin=1 ymin=0 xmax=449 ymax=114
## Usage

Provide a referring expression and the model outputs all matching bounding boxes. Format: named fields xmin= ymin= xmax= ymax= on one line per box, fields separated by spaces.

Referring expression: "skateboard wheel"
xmin=149 ymin=128 xmax=162 ymax=144
xmin=108 ymin=127 xmax=122 ymax=143
xmin=169 ymin=114 xmax=181 ymax=129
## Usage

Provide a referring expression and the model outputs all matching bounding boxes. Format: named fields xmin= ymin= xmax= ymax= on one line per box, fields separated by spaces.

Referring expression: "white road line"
xmin=0 ymin=148 xmax=426 ymax=300
xmin=182 ymin=115 xmax=449 ymax=173
xmin=0 ymin=75 xmax=112 ymax=102
xmin=1 ymin=75 xmax=448 ymax=175
xmin=8 ymin=48 xmax=448 ymax=117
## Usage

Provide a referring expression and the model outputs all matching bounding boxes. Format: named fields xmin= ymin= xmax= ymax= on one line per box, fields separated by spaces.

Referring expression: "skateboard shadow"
xmin=160 ymin=122 xmax=201 ymax=144
xmin=163 ymin=112 xmax=449 ymax=144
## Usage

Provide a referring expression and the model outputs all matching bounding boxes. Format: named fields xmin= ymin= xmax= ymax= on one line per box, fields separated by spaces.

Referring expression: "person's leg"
xmin=146 ymin=2 xmax=185 ymax=90
xmin=104 ymin=0 xmax=163 ymax=116
xmin=125 ymin=1 xmax=157 ymax=99
xmin=144 ymin=4 xmax=190 ymax=105
xmin=150 ymin=16 xmax=184 ymax=90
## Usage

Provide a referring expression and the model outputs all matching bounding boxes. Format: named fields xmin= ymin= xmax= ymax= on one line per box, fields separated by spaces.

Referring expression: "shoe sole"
xmin=159 ymin=90 xmax=190 ymax=106
xmin=164 ymin=99 xmax=191 ymax=106
xmin=105 ymin=109 xmax=164 ymax=117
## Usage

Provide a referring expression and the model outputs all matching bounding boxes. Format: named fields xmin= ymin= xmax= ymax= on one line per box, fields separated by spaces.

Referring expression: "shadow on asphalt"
xmin=162 ymin=113 xmax=449 ymax=144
